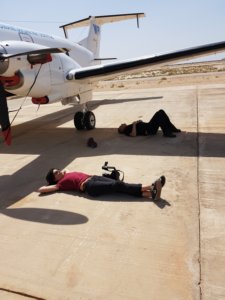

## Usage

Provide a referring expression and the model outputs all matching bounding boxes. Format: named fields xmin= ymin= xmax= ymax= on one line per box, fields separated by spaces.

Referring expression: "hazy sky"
xmin=1 ymin=0 xmax=225 ymax=60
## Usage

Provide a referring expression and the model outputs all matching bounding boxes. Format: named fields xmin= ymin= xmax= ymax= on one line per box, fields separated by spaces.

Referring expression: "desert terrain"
xmin=96 ymin=59 xmax=225 ymax=90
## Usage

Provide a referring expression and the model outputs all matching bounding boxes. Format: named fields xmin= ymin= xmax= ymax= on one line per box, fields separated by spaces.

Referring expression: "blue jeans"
xmin=84 ymin=176 xmax=142 ymax=197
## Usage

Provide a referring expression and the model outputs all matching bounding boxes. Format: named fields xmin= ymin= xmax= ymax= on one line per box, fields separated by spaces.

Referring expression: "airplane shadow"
xmin=0 ymin=97 xmax=224 ymax=208
xmin=0 ymin=127 xmax=224 ymax=208
xmin=1 ymin=95 xmax=159 ymax=148
xmin=0 ymin=207 xmax=88 ymax=225
xmin=1 ymin=126 xmax=224 ymax=157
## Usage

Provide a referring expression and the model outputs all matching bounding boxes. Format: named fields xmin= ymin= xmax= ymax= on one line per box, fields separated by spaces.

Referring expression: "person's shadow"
xmin=56 ymin=191 xmax=171 ymax=209
xmin=152 ymin=198 xmax=171 ymax=209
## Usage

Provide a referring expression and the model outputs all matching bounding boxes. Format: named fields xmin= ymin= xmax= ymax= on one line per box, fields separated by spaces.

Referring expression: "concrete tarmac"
xmin=0 ymin=83 xmax=225 ymax=299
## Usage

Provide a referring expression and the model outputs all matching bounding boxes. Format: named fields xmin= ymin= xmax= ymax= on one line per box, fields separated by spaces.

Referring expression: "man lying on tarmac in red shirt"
xmin=38 ymin=168 xmax=166 ymax=201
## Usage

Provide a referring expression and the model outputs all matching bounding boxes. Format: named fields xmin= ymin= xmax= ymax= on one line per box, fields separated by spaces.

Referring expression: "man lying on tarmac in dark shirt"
xmin=118 ymin=109 xmax=181 ymax=138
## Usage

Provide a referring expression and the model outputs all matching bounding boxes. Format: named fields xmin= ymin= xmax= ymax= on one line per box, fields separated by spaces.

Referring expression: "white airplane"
xmin=1 ymin=12 xmax=225 ymax=145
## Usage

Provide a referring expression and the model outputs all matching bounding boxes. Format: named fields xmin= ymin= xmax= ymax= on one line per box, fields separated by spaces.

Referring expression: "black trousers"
xmin=84 ymin=176 xmax=142 ymax=197
xmin=147 ymin=109 xmax=178 ymax=135
xmin=0 ymin=83 xmax=10 ymax=131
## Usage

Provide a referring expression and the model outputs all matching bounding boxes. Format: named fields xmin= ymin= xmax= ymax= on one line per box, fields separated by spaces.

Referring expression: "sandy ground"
xmin=95 ymin=60 xmax=225 ymax=90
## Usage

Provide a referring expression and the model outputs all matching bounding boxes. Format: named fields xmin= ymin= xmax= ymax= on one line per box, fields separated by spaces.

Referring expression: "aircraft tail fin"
xmin=78 ymin=17 xmax=101 ymax=59
xmin=60 ymin=13 xmax=145 ymax=61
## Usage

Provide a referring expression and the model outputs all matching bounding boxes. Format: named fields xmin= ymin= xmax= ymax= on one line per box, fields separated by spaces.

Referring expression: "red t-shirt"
xmin=56 ymin=172 xmax=91 ymax=191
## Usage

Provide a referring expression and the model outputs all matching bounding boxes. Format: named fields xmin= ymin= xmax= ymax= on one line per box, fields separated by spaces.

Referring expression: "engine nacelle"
xmin=0 ymin=41 xmax=52 ymax=76
xmin=0 ymin=40 xmax=92 ymax=105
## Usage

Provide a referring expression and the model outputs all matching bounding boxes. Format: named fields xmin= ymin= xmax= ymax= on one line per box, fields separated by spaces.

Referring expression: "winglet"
xmin=2 ymin=127 xmax=12 ymax=145
xmin=60 ymin=13 xmax=145 ymax=38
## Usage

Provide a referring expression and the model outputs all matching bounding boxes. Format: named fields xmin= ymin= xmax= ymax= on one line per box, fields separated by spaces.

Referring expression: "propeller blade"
xmin=0 ymin=47 xmax=70 ymax=60
xmin=0 ymin=83 xmax=11 ymax=145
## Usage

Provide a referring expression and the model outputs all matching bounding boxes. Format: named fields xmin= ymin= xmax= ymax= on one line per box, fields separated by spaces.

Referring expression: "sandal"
xmin=151 ymin=175 xmax=166 ymax=189
xmin=151 ymin=180 xmax=161 ymax=200
xmin=160 ymin=175 xmax=166 ymax=187
xmin=151 ymin=176 xmax=165 ymax=201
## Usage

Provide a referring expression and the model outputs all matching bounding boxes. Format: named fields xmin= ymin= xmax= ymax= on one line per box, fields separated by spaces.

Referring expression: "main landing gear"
xmin=74 ymin=110 xmax=96 ymax=130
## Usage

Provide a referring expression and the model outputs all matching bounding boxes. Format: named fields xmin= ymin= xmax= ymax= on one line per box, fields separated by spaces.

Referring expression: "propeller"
xmin=0 ymin=82 xmax=11 ymax=145
xmin=0 ymin=47 xmax=70 ymax=61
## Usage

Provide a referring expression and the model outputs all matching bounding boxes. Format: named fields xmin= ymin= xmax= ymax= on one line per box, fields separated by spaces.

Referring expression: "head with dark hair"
xmin=118 ymin=123 xmax=127 ymax=134
xmin=46 ymin=168 xmax=57 ymax=185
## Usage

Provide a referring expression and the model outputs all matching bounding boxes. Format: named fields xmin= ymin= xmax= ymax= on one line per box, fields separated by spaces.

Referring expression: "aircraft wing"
xmin=67 ymin=41 xmax=225 ymax=82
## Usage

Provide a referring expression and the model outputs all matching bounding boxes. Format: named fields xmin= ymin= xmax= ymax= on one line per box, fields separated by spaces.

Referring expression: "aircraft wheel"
xmin=84 ymin=111 xmax=96 ymax=130
xmin=74 ymin=111 xmax=85 ymax=130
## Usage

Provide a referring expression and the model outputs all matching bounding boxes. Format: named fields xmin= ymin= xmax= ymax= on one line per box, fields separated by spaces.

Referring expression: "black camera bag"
xmin=102 ymin=162 xmax=124 ymax=181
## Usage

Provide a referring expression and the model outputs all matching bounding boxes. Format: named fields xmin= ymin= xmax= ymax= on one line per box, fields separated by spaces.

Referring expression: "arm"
xmin=38 ymin=184 xmax=59 ymax=194
xmin=130 ymin=121 xmax=137 ymax=137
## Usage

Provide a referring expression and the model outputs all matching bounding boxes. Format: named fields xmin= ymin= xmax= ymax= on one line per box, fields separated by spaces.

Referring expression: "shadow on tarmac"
xmin=0 ymin=207 xmax=88 ymax=225
xmin=0 ymin=97 xmax=224 ymax=209
xmin=82 ymin=193 xmax=171 ymax=208
xmin=0 ymin=128 xmax=224 ymax=209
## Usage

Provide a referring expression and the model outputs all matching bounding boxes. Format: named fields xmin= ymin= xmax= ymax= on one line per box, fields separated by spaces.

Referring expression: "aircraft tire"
xmin=84 ymin=111 xmax=96 ymax=130
xmin=74 ymin=111 xmax=85 ymax=130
